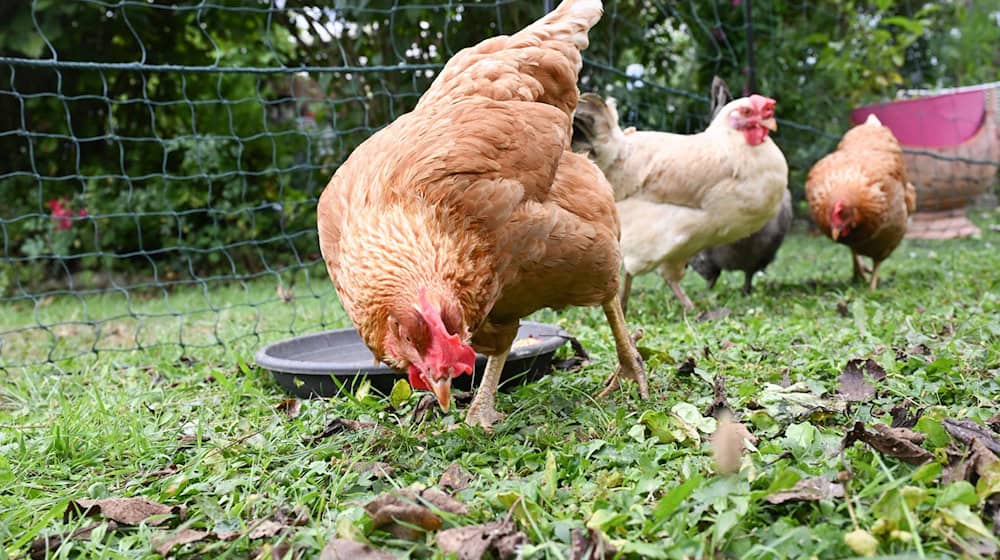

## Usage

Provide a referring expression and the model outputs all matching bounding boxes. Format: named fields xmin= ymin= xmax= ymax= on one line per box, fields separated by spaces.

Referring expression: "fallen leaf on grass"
xmin=943 ymin=418 xmax=1000 ymax=455
xmin=350 ymin=461 xmax=395 ymax=479
xmin=273 ymin=505 xmax=310 ymax=527
xmin=569 ymin=527 xmax=617 ymax=560
xmin=676 ymin=356 xmax=696 ymax=376
xmin=275 ymin=398 xmax=302 ymax=419
xmin=843 ymin=422 xmax=932 ymax=465
xmin=437 ymin=519 xmax=527 ymax=560
xmin=439 ymin=463 xmax=474 ymax=492
xmin=66 ymin=497 xmax=185 ymax=526
xmin=703 ymin=374 xmax=731 ymax=419
xmin=696 ymin=307 xmax=731 ymax=322
xmin=765 ymin=476 xmax=844 ymax=504
xmin=889 ymin=401 xmax=923 ymax=428
xmin=987 ymin=412 xmax=1000 ymax=434
xmin=153 ymin=528 xmax=212 ymax=556
xmin=320 ymin=538 xmax=395 ymax=560
xmin=365 ymin=487 xmax=468 ymax=540
xmin=29 ymin=522 xmax=116 ymax=560
xmin=178 ymin=421 xmax=211 ymax=446
xmin=640 ymin=403 xmax=716 ymax=446
xmin=944 ymin=437 xmax=1000 ymax=485
xmin=247 ymin=519 xmax=287 ymax=540
xmin=307 ymin=418 xmax=381 ymax=444
xmin=552 ymin=336 xmax=590 ymax=373
xmin=710 ymin=415 xmax=756 ymax=475
xmin=756 ymin=382 xmax=846 ymax=423
xmin=837 ymin=358 xmax=883 ymax=402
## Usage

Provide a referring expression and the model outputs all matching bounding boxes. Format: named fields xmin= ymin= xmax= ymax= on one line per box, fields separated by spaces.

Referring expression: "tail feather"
xmin=571 ymin=92 xmax=621 ymax=158
xmin=416 ymin=0 xmax=603 ymax=117
xmin=521 ymin=0 xmax=603 ymax=51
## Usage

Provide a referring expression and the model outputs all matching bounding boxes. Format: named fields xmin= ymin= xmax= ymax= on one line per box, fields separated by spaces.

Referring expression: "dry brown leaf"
xmin=676 ymin=356 xmax=696 ymax=376
xmin=703 ymin=374 xmax=732 ymax=419
xmin=66 ymin=497 xmax=185 ymax=526
xmin=943 ymin=418 xmax=1000 ymax=454
xmin=307 ymin=418 xmax=381 ymax=444
xmin=439 ymin=463 xmax=474 ymax=493
xmin=365 ymin=487 xmax=467 ymax=540
xmin=765 ymin=476 xmax=845 ymax=504
xmin=276 ymin=398 xmax=302 ymax=419
xmin=437 ymin=520 xmax=527 ymax=560
xmin=153 ymin=528 xmax=212 ymax=556
xmin=319 ymin=538 xmax=395 ymax=560
xmin=944 ymin=437 xmax=1000 ymax=484
xmin=247 ymin=519 xmax=287 ymax=540
xmin=843 ymin=422 xmax=933 ymax=465
xmin=710 ymin=417 xmax=756 ymax=475
xmin=837 ymin=360 xmax=876 ymax=402
xmin=273 ymin=505 xmax=310 ymax=527
xmin=29 ymin=522 xmax=116 ymax=560
xmin=889 ymin=402 xmax=922 ymax=428
xmin=570 ymin=527 xmax=617 ymax=560
xmin=350 ymin=461 xmax=395 ymax=479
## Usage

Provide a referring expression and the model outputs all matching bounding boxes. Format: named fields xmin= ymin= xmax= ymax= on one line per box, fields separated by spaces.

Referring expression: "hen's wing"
xmin=416 ymin=0 xmax=601 ymax=117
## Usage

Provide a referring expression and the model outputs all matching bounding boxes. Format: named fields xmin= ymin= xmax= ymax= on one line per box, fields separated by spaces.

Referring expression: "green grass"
xmin=2 ymin=210 xmax=999 ymax=559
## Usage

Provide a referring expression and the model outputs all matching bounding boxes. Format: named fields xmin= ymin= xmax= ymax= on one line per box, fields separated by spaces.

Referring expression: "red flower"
xmin=46 ymin=197 xmax=86 ymax=230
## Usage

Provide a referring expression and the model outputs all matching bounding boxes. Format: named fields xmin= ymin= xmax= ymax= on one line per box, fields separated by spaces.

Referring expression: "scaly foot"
xmin=464 ymin=399 xmax=505 ymax=429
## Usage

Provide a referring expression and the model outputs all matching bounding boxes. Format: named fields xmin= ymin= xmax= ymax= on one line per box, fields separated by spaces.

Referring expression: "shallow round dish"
xmin=255 ymin=321 xmax=571 ymax=398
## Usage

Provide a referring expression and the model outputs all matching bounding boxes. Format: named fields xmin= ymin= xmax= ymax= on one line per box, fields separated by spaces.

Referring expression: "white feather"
xmin=864 ymin=113 xmax=882 ymax=126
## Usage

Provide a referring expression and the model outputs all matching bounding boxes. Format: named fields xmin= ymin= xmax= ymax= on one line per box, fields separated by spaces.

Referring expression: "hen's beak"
xmin=831 ymin=226 xmax=842 ymax=240
xmin=760 ymin=117 xmax=778 ymax=132
xmin=426 ymin=376 xmax=452 ymax=412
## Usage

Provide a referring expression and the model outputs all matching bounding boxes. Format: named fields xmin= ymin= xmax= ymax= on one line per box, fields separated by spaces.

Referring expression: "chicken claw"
xmin=464 ymin=349 xmax=509 ymax=429
xmin=598 ymin=298 xmax=649 ymax=399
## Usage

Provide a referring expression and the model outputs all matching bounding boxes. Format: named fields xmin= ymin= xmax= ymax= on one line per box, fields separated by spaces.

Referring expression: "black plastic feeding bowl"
xmin=255 ymin=321 xmax=571 ymax=399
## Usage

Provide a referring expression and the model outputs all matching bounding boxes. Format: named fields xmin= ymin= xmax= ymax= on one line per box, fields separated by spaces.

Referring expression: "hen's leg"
xmin=868 ymin=260 xmax=882 ymax=291
xmin=597 ymin=297 xmax=649 ymax=399
xmin=850 ymin=250 xmax=869 ymax=284
xmin=465 ymin=348 xmax=509 ymax=428
xmin=742 ymin=272 xmax=754 ymax=296
xmin=619 ymin=272 xmax=633 ymax=316
xmin=659 ymin=262 xmax=694 ymax=311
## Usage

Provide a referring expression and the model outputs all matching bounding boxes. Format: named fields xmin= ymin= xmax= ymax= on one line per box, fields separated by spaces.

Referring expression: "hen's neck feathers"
xmin=337 ymin=204 xmax=494 ymax=357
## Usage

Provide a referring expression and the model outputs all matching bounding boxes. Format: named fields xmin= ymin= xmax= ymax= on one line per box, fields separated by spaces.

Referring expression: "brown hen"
xmin=806 ymin=114 xmax=917 ymax=290
xmin=316 ymin=0 xmax=646 ymax=428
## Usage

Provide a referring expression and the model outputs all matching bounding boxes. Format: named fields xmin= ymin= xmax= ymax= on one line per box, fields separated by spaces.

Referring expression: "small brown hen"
xmin=805 ymin=114 xmax=917 ymax=290
xmin=316 ymin=0 xmax=647 ymax=428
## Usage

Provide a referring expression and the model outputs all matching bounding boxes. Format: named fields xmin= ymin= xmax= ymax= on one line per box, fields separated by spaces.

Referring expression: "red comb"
xmin=749 ymin=94 xmax=776 ymax=116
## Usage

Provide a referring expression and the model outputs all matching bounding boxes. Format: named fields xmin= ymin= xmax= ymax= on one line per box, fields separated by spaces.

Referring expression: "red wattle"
xmin=408 ymin=364 xmax=429 ymax=390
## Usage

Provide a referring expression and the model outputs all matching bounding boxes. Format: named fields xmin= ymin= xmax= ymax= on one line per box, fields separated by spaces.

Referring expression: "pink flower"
xmin=46 ymin=197 xmax=86 ymax=230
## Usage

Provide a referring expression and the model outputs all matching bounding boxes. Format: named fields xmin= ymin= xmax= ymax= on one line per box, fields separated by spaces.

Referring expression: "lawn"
xmin=2 ymin=211 xmax=999 ymax=560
